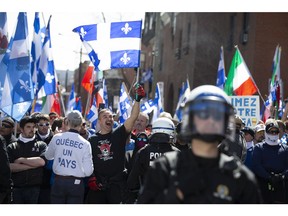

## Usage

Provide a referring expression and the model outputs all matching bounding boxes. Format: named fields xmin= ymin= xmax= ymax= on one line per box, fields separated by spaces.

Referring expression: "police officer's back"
xmin=137 ymin=85 xmax=262 ymax=204
xmin=127 ymin=117 xmax=180 ymax=194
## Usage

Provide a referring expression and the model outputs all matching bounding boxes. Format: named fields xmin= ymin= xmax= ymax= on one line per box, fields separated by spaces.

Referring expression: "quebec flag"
xmin=66 ymin=83 xmax=76 ymax=114
xmin=73 ymin=20 xmax=142 ymax=71
xmin=87 ymin=96 xmax=98 ymax=130
xmin=31 ymin=12 xmax=46 ymax=95
xmin=37 ymin=15 xmax=57 ymax=98
xmin=118 ymin=82 xmax=132 ymax=124
xmin=216 ymin=46 xmax=226 ymax=89
xmin=0 ymin=12 xmax=34 ymax=121
xmin=173 ymin=79 xmax=190 ymax=122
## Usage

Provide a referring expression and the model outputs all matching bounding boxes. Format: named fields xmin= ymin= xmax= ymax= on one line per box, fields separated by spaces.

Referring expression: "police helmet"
xmin=150 ymin=117 xmax=175 ymax=143
xmin=179 ymin=85 xmax=235 ymax=143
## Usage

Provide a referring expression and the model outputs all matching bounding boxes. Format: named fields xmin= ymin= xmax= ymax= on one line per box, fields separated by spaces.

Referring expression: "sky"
xmin=6 ymin=12 xmax=145 ymax=71
xmin=3 ymin=0 xmax=282 ymax=72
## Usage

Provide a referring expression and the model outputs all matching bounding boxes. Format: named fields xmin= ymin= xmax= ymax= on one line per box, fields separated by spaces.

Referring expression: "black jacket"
xmin=0 ymin=135 xmax=11 ymax=190
xmin=127 ymin=142 xmax=180 ymax=191
xmin=137 ymin=149 xmax=262 ymax=204
xmin=7 ymin=139 xmax=47 ymax=188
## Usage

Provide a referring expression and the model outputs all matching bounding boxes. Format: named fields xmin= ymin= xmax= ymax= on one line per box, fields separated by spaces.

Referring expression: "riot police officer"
xmin=126 ymin=117 xmax=180 ymax=203
xmin=137 ymin=85 xmax=262 ymax=204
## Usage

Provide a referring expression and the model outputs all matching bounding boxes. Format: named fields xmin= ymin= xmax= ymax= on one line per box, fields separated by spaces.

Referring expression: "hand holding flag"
xmin=134 ymin=83 xmax=145 ymax=102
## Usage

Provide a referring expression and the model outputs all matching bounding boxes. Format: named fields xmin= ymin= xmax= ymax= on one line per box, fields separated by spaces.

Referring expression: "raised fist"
xmin=134 ymin=83 xmax=145 ymax=102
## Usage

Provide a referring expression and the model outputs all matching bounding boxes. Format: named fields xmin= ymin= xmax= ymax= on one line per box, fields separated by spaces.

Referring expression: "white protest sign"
xmin=230 ymin=96 xmax=260 ymax=127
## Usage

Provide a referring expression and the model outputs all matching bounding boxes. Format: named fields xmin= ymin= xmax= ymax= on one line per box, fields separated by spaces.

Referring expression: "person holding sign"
xmin=45 ymin=110 xmax=94 ymax=204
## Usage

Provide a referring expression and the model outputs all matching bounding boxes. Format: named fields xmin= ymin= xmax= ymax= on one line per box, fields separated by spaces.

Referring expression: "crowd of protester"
xmin=1 ymin=83 xmax=288 ymax=204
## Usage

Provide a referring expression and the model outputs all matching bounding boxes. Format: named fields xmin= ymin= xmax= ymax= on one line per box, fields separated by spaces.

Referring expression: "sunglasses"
xmin=195 ymin=110 xmax=223 ymax=121
xmin=1 ymin=124 xmax=13 ymax=128
xmin=268 ymin=130 xmax=279 ymax=135
xmin=38 ymin=123 xmax=50 ymax=127
xmin=137 ymin=137 xmax=148 ymax=142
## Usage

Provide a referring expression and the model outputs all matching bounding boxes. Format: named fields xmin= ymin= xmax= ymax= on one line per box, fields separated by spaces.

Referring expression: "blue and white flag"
xmin=140 ymin=99 xmax=155 ymax=114
xmin=0 ymin=12 xmax=34 ymax=121
xmin=37 ymin=15 xmax=57 ymax=98
xmin=118 ymin=82 xmax=132 ymax=124
xmin=66 ymin=83 xmax=76 ymax=114
xmin=87 ymin=96 xmax=98 ymax=129
xmin=173 ymin=79 xmax=190 ymax=122
xmin=141 ymin=68 xmax=153 ymax=83
xmin=151 ymin=82 xmax=164 ymax=123
xmin=73 ymin=20 xmax=142 ymax=71
xmin=216 ymin=46 xmax=226 ymax=89
xmin=31 ymin=12 xmax=45 ymax=95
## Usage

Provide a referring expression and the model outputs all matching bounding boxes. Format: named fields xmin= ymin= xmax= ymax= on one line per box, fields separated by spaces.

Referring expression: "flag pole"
xmin=57 ymin=82 xmax=66 ymax=116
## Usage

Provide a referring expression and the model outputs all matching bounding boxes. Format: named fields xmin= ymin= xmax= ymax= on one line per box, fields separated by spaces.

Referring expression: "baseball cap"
xmin=2 ymin=117 xmax=15 ymax=127
xmin=254 ymin=124 xmax=265 ymax=133
xmin=67 ymin=110 xmax=83 ymax=126
xmin=242 ymin=126 xmax=255 ymax=138
xmin=265 ymin=119 xmax=279 ymax=133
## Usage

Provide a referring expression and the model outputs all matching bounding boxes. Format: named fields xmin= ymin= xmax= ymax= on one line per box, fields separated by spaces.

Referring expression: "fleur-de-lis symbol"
xmin=19 ymin=79 xmax=32 ymax=92
xmin=120 ymin=53 xmax=131 ymax=65
xmin=17 ymin=103 xmax=26 ymax=114
xmin=121 ymin=23 xmax=132 ymax=35
xmin=46 ymin=73 xmax=55 ymax=83
xmin=80 ymin=27 xmax=87 ymax=40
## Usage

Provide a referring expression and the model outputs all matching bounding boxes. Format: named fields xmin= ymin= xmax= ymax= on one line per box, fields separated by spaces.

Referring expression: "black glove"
xmin=134 ymin=83 xmax=145 ymax=102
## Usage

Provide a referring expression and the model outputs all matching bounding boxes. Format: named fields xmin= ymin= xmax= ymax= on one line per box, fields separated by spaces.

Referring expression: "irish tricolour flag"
xmin=224 ymin=47 xmax=258 ymax=96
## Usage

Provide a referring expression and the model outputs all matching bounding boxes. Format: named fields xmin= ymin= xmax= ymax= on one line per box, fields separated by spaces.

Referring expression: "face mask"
xmin=136 ymin=141 xmax=146 ymax=149
xmin=246 ymin=141 xmax=254 ymax=149
xmin=265 ymin=132 xmax=279 ymax=146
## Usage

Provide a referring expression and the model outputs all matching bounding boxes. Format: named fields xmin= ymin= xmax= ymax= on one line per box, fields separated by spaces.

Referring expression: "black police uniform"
xmin=125 ymin=142 xmax=179 ymax=203
xmin=218 ymin=129 xmax=247 ymax=163
xmin=137 ymin=149 xmax=262 ymax=204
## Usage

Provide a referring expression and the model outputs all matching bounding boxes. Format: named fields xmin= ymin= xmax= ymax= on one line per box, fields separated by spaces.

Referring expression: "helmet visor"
xmin=182 ymin=100 xmax=234 ymax=139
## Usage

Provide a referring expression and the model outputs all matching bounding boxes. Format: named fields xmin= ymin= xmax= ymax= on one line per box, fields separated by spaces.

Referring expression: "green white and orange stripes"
xmin=224 ymin=47 xmax=258 ymax=96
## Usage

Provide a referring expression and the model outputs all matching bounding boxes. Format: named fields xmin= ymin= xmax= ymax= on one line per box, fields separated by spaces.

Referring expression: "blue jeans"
xmin=51 ymin=177 xmax=84 ymax=204
xmin=12 ymin=186 xmax=40 ymax=204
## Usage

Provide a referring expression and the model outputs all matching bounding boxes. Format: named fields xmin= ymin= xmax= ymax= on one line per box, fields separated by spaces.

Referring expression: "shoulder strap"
xmin=219 ymin=153 xmax=242 ymax=178
xmin=163 ymin=151 xmax=180 ymax=187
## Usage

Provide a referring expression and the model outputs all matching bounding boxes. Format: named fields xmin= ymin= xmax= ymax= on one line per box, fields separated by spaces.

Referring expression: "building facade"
xmin=141 ymin=12 xmax=288 ymax=115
